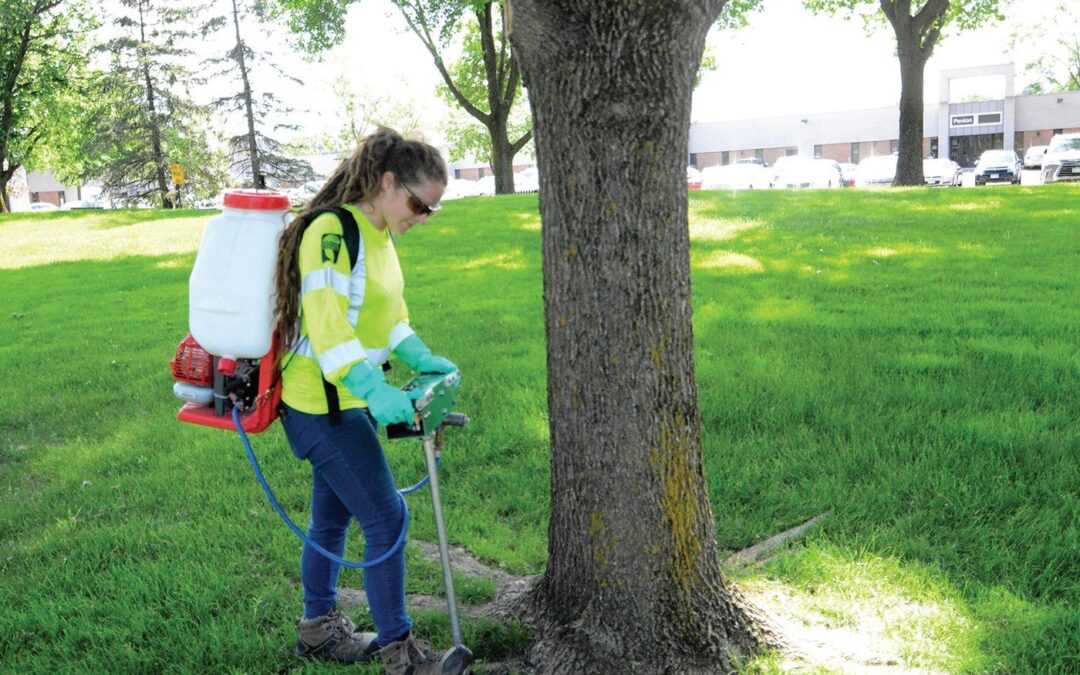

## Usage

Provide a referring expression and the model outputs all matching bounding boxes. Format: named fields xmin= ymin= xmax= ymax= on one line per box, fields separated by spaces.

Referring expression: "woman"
xmin=272 ymin=127 xmax=471 ymax=674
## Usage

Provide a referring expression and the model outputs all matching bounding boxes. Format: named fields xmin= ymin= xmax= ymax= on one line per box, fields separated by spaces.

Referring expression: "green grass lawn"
xmin=0 ymin=186 xmax=1077 ymax=673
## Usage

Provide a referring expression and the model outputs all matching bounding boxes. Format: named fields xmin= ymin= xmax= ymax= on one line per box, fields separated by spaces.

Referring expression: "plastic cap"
xmin=222 ymin=189 xmax=291 ymax=211
xmin=218 ymin=357 xmax=238 ymax=375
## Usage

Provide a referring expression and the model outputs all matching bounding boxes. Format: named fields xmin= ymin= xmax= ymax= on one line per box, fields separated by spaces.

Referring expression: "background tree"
xmin=506 ymin=1 xmax=769 ymax=671
xmin=267 ymin=0 xmax=531 ymax=194
xmin=327 ymin=73 xmax=423 ymax=155
xmin=202 ymin=0 xmax=315 ymax=188
xmin=437 ymin=14 xmax=532 ymax=173
xmin=0 ymin=0 xmax=91 ymax=212
xmin=88 ymin=0 xmax=216 ymax=206
xmin=1012 ymin=2 xmax=1079 ymax=93
xmin=805 ymin=0 xmax=1011 ymax=186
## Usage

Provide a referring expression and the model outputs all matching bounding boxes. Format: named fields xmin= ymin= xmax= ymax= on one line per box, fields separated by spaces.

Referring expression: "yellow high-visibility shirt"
xmin=280 ymin=204 xmax=415 ymax=414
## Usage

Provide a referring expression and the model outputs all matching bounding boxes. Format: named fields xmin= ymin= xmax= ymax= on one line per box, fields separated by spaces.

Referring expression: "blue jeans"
xmin=280 ymin=403 xmax=412 ymax=645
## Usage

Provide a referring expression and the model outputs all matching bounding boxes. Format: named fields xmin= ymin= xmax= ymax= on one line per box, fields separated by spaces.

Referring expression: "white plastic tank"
xmin=189 ymin=190 xmax=292 ymax=368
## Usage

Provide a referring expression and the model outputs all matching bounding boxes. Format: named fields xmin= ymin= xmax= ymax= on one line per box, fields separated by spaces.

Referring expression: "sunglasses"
xmin=401 ymin=182 xmax=440 ymax=217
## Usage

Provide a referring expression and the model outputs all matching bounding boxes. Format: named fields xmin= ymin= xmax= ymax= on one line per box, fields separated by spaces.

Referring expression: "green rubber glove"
xmin=342 ymin=360 xmax=418 ymax=426
xmin=394 ymin=334 xmax=458 ymax=374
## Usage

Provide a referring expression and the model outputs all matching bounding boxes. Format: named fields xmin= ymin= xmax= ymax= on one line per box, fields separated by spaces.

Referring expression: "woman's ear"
xmin=379 ymin=171 xmax=397 ymax=193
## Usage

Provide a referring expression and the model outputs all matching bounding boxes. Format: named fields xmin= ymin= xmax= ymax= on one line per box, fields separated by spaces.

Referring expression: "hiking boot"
xmin=295 ymin=610 xmax=379 ymax=664
xmin=379 ymin=633 xmax=474 ymax=675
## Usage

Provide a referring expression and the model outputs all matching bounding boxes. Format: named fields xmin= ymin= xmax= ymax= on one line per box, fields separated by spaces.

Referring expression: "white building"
xmin=690 ymin=64 xmax=1080 ymax=168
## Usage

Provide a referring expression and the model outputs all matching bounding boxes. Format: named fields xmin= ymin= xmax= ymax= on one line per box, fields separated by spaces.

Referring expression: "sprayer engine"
xmin=170 ymin=332 xmax=281 ymax=433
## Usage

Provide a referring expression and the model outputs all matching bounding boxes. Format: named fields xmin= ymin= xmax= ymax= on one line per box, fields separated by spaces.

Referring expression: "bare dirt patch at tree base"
xmin=333 ymin=536 xmax=945 ymax=674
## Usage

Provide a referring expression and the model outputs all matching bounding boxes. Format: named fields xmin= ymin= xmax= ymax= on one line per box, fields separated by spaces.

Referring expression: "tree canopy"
xmin=0 ymin=0 xmax=92 ymax=212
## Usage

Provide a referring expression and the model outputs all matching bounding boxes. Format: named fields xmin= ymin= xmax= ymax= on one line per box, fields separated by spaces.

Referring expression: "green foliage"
xmin=715 ymin=0 xmax=765 ymax=30
xmin=0 ymin=0 xmax=95 ymax=210
xmin=804 ymin=0 xmax=1009 ymax=42
xmin=437 ymin=15 xmax=531 ymax=165
xmin=1012 ymin=2 xmax=1080 ymax=93
xmin=1 ymin=186 xmax=1078 ymax=672
xmin=79 ymin=0 xmax=223 ymax=206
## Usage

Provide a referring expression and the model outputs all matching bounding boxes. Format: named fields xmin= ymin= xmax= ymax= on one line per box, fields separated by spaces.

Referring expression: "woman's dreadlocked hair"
xmin=273 ymin=126 xmax=448 ymax=352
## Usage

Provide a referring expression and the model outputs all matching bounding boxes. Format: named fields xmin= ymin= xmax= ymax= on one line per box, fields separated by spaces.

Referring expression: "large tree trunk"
xmin=894 ymin=35 xmax=928 ymax=186
xmin=509 ymin=2 xmax=765 ymax=672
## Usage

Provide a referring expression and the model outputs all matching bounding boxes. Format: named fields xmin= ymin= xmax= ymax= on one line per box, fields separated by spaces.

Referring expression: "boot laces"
xmin=407 ymin=635 xmax=439 ymax=664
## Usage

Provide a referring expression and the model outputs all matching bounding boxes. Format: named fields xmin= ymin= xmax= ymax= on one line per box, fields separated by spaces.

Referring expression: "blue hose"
xmin=233 ymin=406 xmax=431 ymax=569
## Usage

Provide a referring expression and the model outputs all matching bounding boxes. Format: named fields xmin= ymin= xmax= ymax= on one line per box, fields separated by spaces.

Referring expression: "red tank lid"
xmin=222 ymin=189 xmax=292 ymax=211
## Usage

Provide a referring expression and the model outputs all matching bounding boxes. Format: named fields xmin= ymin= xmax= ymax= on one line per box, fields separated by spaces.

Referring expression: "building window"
xmin=755 ymin=149 xmax=764 ymax=162
xmin=814 ymin=145 xmax=822 ymax=158
xmin=30 ymin=191 xmax=40 ymax=203
xmin=930 ymin=138 xmax=939 ymax=159
xmin=785 ymin=147 xmax=797 ymax=156
xmin=721 ymin=151 xmax=730 ymax=165
xmin=890 ymin=139 xmax=899 ymax=154
xmin=1053 ymin=128 xmax=1063 ymax=135
xmin=850 ymin=143 xmax=860 ymax=163
xmin=689 ymin=153 xmax=698 ymax=167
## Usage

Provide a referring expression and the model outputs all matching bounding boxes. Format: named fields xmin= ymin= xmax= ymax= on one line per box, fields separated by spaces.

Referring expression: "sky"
xmin=186 ymin=0 xmax=1065 ymax=147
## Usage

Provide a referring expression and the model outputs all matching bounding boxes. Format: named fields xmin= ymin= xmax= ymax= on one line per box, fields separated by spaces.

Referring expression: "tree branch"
xmin=912 ymin=0 xmax=950 ymax=37
xmin=394 ymin=1 xmax=490 ymax=124
xmin=509 ymin=128 xmax=532 ymax=155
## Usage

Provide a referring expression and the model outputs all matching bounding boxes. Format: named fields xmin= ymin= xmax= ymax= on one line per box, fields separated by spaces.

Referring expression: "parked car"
xmin=1023 ymin=144 xmax=1048 ymax=169
xmin=854 ymin=155 xmax=897 ymax=188
xmin=686 ymin=166 xmax=702 ymax=190
xmin=442 ymin=178 xmax=483 ymax=200
xmin=62 ymin=198 xmax=106 ymax=209
xmin=1039 ymin=132 xmax=1080 ymax=183
xmin=773 ymin=157 xmax=843 ymax=189
xmin=515 ymin=167 xmax=540 ymax=193
xmin=973 ymin=149 xmax=1022 ymax=186
xmin=475 ymin=174 xmax=497 ymax=196
xmin=923 ymin=157 xmax=962 ymax=187
xmin=28 ymin=202 xmax=58 ymax=211
xmin=700 ymin=162 xmax=770 ymax=190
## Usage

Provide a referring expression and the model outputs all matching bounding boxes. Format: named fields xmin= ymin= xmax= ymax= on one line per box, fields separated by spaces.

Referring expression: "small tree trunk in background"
xmin=894 ymin=35 xmax=928 ymax=185
xmin=509 ymin=1 xmax=766 ymax=672
xmin=230 ymin=0 xmax=262 ymax=188
xmin=490 ymin=116 xmax=516 ymax=193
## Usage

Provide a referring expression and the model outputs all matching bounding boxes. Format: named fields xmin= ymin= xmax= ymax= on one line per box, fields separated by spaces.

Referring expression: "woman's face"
xmin=379 ymin=173 xmax=444 ymax=237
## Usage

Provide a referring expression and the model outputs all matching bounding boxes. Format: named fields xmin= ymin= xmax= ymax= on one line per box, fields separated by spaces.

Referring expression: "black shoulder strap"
xmin=303 ymin=206 xmax=362 ymax=426
xmin=308 ymin=206 xmax=360 ymax=270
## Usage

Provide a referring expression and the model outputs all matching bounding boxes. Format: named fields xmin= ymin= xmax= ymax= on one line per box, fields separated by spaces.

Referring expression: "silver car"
xmin=923 ymin=158 xmax=962 ymax=187
xmin=1040 ymin=133 xmax=1080 ymax=183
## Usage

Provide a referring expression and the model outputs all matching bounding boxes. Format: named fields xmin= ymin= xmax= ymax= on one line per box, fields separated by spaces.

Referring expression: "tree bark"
xmin=882 ymin=0 xmax=946 ymax=186
xmin=231 ymin=0 xmax=262 ymax=188
xmin=509 ymin=2 xmax=765 ymax=672
xmin=894 ymin=38 xmax=927 ymax=184
xmin=137 ymin=0 xmax=172 ymax=207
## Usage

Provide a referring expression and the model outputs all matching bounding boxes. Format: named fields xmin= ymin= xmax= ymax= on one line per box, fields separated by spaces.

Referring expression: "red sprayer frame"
xmin=176 ymin=336 xmax=281 ymax=433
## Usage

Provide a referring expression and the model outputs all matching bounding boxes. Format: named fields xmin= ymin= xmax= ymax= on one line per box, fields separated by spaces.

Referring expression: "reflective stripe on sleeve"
xmin=301 ymin=267 xmax=351 ymax=300
xmin=389 ymin=322 xmax=416 ymax=350
xmin=293 ymin=340 xmax=390 ymax=370
xmin=317 ymin=340 xmax=365 ymax=375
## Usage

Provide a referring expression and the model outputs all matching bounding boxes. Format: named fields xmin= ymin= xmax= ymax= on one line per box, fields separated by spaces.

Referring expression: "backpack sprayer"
xmin=169 ymin=190 xmax=470 ymax=649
